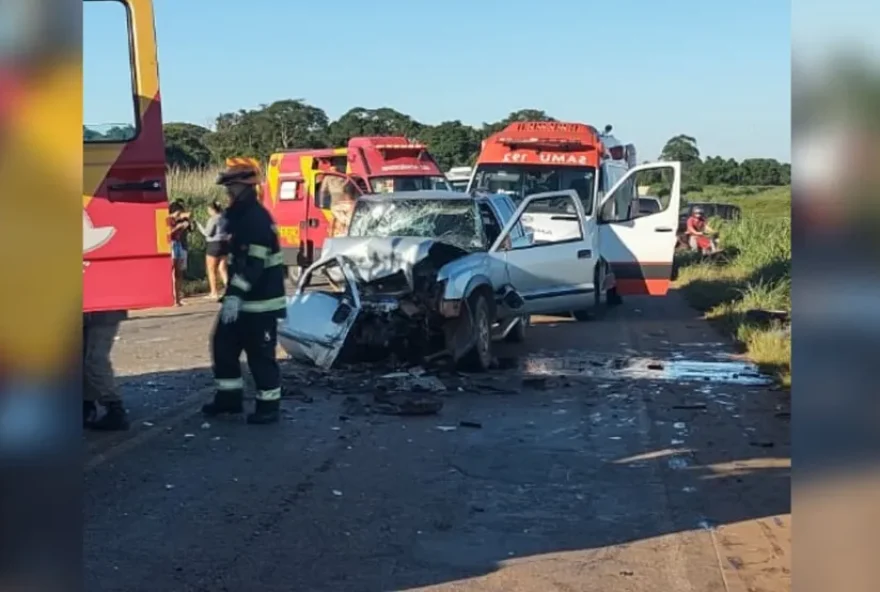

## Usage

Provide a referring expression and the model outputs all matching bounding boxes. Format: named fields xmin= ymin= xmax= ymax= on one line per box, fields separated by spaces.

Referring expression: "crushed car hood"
xmin=322 ymin=236 xmax=470 ymax=287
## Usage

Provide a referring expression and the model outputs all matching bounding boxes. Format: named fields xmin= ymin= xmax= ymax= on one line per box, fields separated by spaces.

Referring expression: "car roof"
xmin=358 ymin=190 xmax=476 ymax=202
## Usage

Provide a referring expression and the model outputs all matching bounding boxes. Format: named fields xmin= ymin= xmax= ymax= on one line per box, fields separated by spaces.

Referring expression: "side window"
xmin=600 ymin=165 xmax=624 ymax=220
xmin=318 ymin=175 xmax=360 ymax=210
xmin=514 ymin=194 xmax=583 ymax=247
xmin=279 ymin=181 xmax=299 ymax=201
xmin=84 ymin=0 xmax=138 ymax=142
xmin=495 ymin=197 xmax=525 ymax=239
xmin=615 ymin=170 xmax=636 ymax=221
xmin=601 ymin=166 xmax=676 ymax=223
xmin=478 ymin=203 xmax=503 ymax=246
xmin=315 ymin=175 xmax=326 ymax=208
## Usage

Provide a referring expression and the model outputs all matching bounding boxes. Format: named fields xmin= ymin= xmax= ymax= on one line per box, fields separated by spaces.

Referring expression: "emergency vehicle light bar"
xmin=498 ymin=137 xmax=595 ymax=150
xmin=374 ymin=143 xmax=426 ymax=150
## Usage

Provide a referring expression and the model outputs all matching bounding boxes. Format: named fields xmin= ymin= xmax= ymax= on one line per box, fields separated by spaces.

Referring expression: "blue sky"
xmin=84 ymin=0 xmax=792 ymax=161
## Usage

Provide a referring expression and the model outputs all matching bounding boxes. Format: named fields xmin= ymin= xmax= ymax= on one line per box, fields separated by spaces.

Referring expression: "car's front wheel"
xmin=573 ymin=262 xmax=608 ymax=322
xmin=460 ymin=292 xmax=493 ymax=372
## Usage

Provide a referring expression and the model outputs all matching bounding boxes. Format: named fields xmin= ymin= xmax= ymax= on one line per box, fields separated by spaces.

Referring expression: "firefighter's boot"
xmin=246 ymin=399 xmax=280 ymax=425
xmin=202 ymin=390 xmax=244 ymax=416
xmin=88 ymin=401 xmax=131 ymax=431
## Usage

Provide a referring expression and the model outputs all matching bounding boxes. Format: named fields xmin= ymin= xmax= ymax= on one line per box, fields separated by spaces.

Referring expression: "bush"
xmin=675 ymin=187 xmax=791 ymax=386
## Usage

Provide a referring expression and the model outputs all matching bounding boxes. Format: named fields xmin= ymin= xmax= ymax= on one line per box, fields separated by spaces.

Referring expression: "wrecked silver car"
xmin=278 ymin=189 xmax=605 ymax=371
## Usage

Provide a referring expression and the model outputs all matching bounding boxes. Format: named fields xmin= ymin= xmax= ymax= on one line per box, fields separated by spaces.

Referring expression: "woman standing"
xmin=168 ymin=201 xmax=192 ymax=306
xmin=197 ymin=200 xmax=229 ymax=300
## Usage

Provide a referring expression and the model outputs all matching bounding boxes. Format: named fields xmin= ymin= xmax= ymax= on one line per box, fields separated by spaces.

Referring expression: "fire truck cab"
xmin=264 ymin=136 xmax=451 ymax=281
xmin=467 ymin=121 xmax=682 ymax=309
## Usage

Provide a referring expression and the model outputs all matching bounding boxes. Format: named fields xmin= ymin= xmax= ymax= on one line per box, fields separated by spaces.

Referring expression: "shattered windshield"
xmin=348 ymin=199 xmax=483 ymax=250
xmin=369 ymin=176 xmax=451 ymax=193
xmin=471 ymin=164 xmax=596 ymax=214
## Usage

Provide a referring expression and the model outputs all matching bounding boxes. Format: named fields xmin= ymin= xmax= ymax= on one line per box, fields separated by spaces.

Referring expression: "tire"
xmin=504 ymin=315 xmax=529 ymax=343
xmin=572 ymin=262 xmax=607 ymax=322
xmin=607 ymin=286 xmax=623 ymax=307
xmin=460 ymin=292 xmax=493 ymax=372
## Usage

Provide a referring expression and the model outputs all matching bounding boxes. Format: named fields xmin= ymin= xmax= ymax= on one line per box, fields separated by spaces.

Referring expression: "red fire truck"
xmin=263 ymin=136 xmax=450 ymax=281
xmin=83 ymin=0 xmax=173 ymax=314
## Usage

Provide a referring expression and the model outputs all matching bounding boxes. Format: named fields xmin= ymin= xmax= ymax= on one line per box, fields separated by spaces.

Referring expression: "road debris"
xmin=435 ymin=426 xmax=457 ymax=432
xmin=373 ymin=391 xmax=443 ymax=416
xmin=459 ymin=420 xmax=482 ymax=429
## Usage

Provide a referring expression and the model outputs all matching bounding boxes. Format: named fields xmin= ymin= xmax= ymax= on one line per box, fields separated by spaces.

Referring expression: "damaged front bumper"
xmin=278 ymin=239 xmax=529 ymax=370
xmin=278 ymin=254 xmax=449 ymax=369
xmin=277 ymin=256 xmax=363 ymax=369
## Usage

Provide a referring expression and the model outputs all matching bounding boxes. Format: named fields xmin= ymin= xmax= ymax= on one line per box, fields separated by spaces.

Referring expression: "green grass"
xmin=684 ymin=184 xmax=791 ymax=218
xmin=675 ymin=186 xmax=792 ymax=386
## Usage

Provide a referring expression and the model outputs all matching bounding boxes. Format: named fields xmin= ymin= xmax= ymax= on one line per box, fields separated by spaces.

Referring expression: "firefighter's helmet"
xmin=216 ymin=157 xmax=262 ymax=186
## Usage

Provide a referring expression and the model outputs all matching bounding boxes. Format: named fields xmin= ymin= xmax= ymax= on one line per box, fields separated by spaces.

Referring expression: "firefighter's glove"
xmin=220 ymin=296 xmax=242 ymax=324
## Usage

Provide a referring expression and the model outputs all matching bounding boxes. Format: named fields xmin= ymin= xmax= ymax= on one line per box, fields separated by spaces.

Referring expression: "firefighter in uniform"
xmin=202 ymin=158 xmax=287 ymax=424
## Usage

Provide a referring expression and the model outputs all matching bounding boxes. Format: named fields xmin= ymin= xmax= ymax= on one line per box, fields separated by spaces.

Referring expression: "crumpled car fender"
xmin=436 ymin=256 xmax=494 ymax=302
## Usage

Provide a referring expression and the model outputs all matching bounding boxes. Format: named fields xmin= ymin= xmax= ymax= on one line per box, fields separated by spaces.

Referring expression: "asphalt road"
xmin=85 ymin=291 xmax=791 ymax=592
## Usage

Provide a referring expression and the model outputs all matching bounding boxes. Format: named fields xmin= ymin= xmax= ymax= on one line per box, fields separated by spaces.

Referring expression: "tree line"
xmin=85 ymin=101 xmax=791 ymax=187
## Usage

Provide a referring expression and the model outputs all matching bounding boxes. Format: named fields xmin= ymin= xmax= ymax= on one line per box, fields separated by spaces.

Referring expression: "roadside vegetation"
xmin=674 ymin=185 xmax=792 ymax=386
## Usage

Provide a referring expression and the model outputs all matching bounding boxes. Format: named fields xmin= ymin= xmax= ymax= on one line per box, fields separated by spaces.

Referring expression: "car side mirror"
xmin=510 ymin=233 xmax=534 ymax=249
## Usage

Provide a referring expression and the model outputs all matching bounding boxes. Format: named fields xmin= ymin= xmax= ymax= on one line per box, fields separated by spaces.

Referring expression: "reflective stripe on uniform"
xmin=216 ymin=377 xmax=244 ymax=391
xmin=240 ymin=296 xmax=287 ymax=313
xmin=248 ymin=244 xmax=270 ymax=259
xmin=246 ymin=245 xmax=283 ymax=267
xmin=256 ymin=387 xmax=282 ymax=402
xmin=230 ymin=274 xmax=251 ymax=291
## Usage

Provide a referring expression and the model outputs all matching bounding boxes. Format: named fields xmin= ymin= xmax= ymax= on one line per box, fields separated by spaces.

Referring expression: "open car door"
xmin=278 ymin=257 xmax=362 ymax=369
xmin=598 ymin=162 xmax=681 ymax=295
xmin=489 ymin=190 xmax=596 ymax=314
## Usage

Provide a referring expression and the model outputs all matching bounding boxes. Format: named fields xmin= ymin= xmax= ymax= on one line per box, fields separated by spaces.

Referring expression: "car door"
xmin=598 ymin=162 xmax=682 ymax=296
xmin=489 ymin=190 xmax=595 ymax=314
